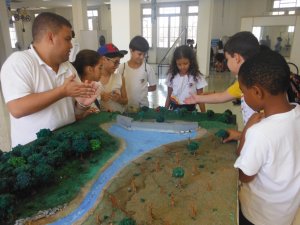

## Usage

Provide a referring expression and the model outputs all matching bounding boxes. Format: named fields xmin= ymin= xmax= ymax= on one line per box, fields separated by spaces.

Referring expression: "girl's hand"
xmin=110 ymin=91 xmax=121 ymax=102
xmin=101 ymin=92 xmax=111 ymax=102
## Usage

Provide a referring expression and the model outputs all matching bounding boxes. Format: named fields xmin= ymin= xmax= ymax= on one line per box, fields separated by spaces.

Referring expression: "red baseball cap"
xmin=97 ymin=43 xmax=128 ymax=58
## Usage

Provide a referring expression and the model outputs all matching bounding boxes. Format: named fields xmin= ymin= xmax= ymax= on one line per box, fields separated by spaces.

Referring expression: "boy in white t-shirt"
xmin=120 ymin=36 xmax=157 ymax=109
xmin=235 ymin=49 xmax=300 ymax=225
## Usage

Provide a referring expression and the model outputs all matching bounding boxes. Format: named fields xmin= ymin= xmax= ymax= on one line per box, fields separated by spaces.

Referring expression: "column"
xmin=0 ymin=0 xmax=12 ymax=151
xmin=196 ymin=0 xmax=214 ymax=76
xmin=111 ymin=0 xmax=141 ymax=61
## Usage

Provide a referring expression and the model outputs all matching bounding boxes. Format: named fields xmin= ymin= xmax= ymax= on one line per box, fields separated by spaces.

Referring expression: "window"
xmin=157 ymin=6 xmax=181 ymax=48
xmin=9 ymin=16 xmax=17 ymax=48
xmin=187 ymin=6 xmax=198 ymax=43
xmin=87 ymin=10 xmax=98 ymax=30
xmin=252 ymin=26 xmax=262 ymax=41
xmin=273 ymin=0 xmax=300 ymax=8
xmin=142 ymin=8 xmax=152 ymax=47
xmin=272 ymin=11 xmax=285 ymax=15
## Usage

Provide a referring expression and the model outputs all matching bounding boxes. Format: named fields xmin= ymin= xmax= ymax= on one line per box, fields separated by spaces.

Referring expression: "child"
xmin=165 ymin=45 xmax=207 ymax=112
xmin=184 ymin=31 xmax=260 ymax=140
xmin=234 ymin=50 xmax=300 ymax=225
xmin=97 ymin=43 xmax=128 ymax=113
xmin=73 ymin=49 xmax=102 ymax=115
xmin=120 ymin=35 xmax=157 ymax=109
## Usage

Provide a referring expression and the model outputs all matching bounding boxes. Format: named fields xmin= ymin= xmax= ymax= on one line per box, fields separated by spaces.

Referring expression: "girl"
xmin=97 ymin=43 xmax=128 ymax=113
xmin=165 ymin=45 xmax=207 ymax=112
xmin=72 ymin=49 xmax=102 ymax=118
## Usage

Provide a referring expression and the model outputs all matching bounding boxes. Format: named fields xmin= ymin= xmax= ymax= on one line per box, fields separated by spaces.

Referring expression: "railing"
xmin=157 ymin=27 xmax=188 ymax=79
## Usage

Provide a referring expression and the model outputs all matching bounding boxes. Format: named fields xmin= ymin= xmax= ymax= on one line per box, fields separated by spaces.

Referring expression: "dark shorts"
xmin=169 ymin=102 xmax=196 ymax=112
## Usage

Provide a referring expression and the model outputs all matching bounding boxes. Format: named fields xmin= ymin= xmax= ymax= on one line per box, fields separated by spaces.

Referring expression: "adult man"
xmin=1 ymin=12 xmax=96 ymax=148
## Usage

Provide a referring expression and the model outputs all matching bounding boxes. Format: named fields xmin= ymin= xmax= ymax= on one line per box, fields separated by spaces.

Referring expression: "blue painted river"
xmin=50 ymin=124 xmax=196 ymax=225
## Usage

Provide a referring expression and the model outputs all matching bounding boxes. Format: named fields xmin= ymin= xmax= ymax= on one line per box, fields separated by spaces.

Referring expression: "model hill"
xmin=0 ymin=107 xmax=235 ymax=224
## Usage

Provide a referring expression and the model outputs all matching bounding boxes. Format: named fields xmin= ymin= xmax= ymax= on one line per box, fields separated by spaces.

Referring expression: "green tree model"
xmin=206 ymin=109 xmax=215 ymax=118
xmin=119 ymin=217 xmax=137 ymax=225
xmin=172 ymin=167 xmax=185 ymax=188
xmin=215 ymin=129 xmax=229 ymax=139
xmin=90 ymin=139 xmax=101 ymax=151
xmin=187 ymin=141 xmax=200 ymax=156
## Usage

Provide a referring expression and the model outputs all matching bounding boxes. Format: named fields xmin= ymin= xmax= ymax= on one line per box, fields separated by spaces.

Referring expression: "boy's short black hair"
xmin=238 ymin=48 xmax=290 ymax=95
xmin=129 ymin=35 xmax=149 ymax=52
xmin=224 ymin=31 xmax=260 ymax=60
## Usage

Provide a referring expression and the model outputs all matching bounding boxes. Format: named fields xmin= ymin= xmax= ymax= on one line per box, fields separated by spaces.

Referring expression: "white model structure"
xmin=116 ymin=115 xmax=198 ymax=133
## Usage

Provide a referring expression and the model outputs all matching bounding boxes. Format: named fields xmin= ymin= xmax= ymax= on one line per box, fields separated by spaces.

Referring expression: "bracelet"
xmin=77 ymin=101 xmax=91 ymax=108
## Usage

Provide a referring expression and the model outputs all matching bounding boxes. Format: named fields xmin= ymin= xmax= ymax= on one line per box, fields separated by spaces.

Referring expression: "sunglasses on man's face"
xmin=106 ymin=57 xmax=120 ymax=66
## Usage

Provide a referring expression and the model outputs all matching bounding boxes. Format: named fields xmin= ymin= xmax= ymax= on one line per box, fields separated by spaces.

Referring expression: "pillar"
xmin=196 ymin=0 xmax=214 ymax=76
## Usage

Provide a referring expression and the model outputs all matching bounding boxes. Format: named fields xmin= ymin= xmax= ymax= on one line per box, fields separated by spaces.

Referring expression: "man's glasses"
xmin=106 ymin=57 xmax=120 ymax=66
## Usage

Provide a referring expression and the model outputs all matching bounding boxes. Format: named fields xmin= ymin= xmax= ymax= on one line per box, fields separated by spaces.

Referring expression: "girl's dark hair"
xmin=239 ymin=49 xmax=290 ymax=95
xmin=168 ymin=45 xmax=203 ymax=82
xmin=72 ymin=50 xmax=100 ymax=79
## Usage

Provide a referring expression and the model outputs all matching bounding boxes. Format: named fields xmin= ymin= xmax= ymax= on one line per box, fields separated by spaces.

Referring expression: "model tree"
xmin=0 ymin=194 xmax=15 ymax=224
xmin=215 ymin=129 xmax=229 ymax=140
xmin=172 ymin=167 xmax=185 ymax=188
xmin=187 ymin=141 xmax=200 ymax=156
xmin=119 ymin=217 xmax=137 ymax=225
xmin=206 ymin=109 xmax=215 ymax=118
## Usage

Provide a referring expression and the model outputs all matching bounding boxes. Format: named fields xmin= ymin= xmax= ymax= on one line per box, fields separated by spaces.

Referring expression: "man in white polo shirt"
xmin=0 ymin=12 xmax=96 ymax=148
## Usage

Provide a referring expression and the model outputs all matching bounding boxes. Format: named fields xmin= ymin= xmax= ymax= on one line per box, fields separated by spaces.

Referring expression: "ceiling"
xmin=9 ymin=0 xmax=190 ymax=11
xmin=9 ymin=0 xmax=108 ymax=10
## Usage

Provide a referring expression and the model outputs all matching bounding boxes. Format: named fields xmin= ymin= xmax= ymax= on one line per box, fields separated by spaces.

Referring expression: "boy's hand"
xmin=184 ymin=93 xmax=199 ymax=104
xmin=223 ymin=129 xmax=241 ymax=143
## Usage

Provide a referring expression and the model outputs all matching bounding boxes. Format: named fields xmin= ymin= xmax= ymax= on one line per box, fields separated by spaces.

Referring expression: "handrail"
xmin=157 ymin=27 xmax=187 ymax=79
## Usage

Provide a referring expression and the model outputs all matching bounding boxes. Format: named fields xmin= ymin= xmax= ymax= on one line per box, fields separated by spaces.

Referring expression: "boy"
xmin=120 ymin=35 xmax=157 ymax=109
xmin=184 ymin=32 xmax=260 ymax=140
xmin=235 ymin=50 xmax=300 ymax=225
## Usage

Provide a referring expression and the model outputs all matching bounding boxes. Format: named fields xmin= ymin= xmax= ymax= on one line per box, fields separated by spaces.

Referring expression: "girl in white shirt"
xmin=165 ymin=45 xmax=207 ymax=112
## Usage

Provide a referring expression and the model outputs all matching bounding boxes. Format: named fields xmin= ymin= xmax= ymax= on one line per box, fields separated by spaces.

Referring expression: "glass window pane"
xmin=288 ymin=26 xmax=295 ymax=32
xmin=188 ymin=15 xmax=198 ymax=42
xmin=143 ymin=8 xmax=151 ymax=15
xmin=273 ymin=0 xmax=280 ymax=8
xmin=169 ymin=16 xmax=180 ymax=46
xmin=159 ymin=7 xmax=180 ymax=15
xmin=188 ymin=6 xmax=198 ymax=13
xmin=252 ymin=26 xmax=262 ymax=41
xmin=88 ymin=18 xmax=93 ymax=30
xmin=87 ymin=10 xmax=93 ymax=17
xmin=158 ymin=17 xmax=169 ymax=47
xmin=143 ymin=17 xmax=152 ymax=47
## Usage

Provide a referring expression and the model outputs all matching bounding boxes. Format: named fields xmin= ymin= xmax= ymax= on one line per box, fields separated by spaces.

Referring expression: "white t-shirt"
xmin=0 ymin=47 xmax=78 ymax=147
xmin=100 ymin=73 xmax=125 ymax=113
xmin=167 ymin=73 xmax=207 ymax=105
xmin=121 ymin=62 xmax=157 ymax=108
xmin=234 ymin=104 xmax=300 ymax=225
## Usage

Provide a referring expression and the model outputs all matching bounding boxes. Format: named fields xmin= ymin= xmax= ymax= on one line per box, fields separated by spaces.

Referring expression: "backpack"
xmin=287 ymin=62 xmax=300 ymax=104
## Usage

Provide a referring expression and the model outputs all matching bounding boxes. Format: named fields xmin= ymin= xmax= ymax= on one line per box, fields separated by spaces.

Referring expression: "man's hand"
xmin=62 ymin=75 xmax=96 ymax=98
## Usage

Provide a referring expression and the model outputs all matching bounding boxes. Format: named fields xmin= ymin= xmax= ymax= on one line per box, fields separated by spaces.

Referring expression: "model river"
xmin=50 ymin=124 xmax=196 ymax=225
